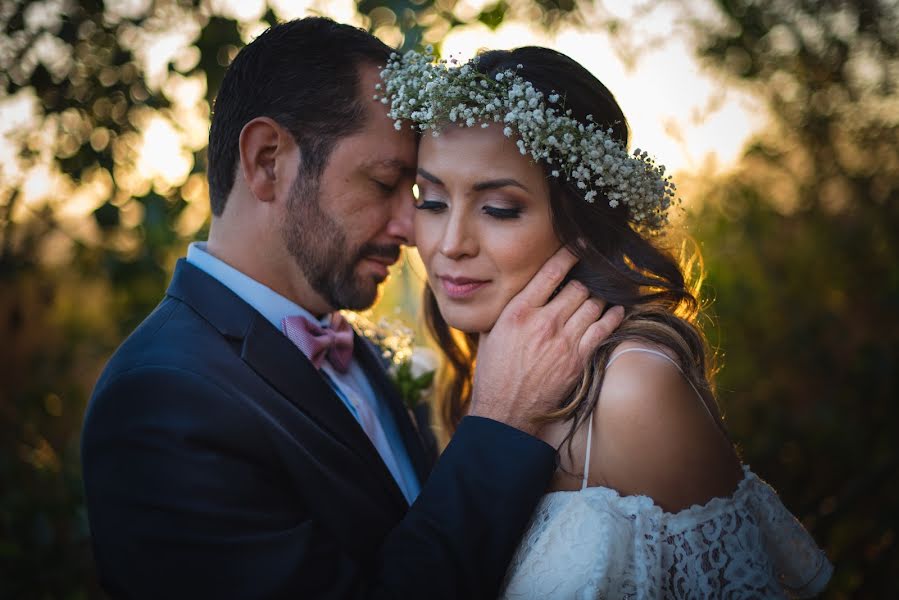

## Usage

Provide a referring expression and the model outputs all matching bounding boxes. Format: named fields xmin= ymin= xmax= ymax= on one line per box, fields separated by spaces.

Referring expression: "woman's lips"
xmin=439 ymin=276 xmax=490 ymax=299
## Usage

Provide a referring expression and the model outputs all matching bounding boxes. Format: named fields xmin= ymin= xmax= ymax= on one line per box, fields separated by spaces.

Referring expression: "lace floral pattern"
xmin=500 ymin=466 xmax=832 ymax=599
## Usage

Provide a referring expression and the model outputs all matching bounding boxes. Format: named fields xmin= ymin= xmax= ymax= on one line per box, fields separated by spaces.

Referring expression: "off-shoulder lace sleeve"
xmin=500 ymin=466 xmax=832 ymax=599
xmin=659 ymin=466 xmax=832 ymax=598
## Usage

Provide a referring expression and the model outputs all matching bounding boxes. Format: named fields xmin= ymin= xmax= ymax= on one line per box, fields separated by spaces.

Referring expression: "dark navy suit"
xmin=81 ymin=259 xmax=556 ymax=599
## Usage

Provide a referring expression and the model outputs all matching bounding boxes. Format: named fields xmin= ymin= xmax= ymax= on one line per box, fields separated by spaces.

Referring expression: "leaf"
xmin=414 ymin=370 xmax=434 ymax=388
xmin=478 ymin=1 xmax=509 ymax=30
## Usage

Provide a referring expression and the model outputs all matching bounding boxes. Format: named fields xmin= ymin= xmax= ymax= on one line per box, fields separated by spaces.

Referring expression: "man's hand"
xmin=470 ymin=247 xmax=624 ymax=436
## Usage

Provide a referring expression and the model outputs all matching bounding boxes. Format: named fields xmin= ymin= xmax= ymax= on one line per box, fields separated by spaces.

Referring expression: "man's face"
xmin=281 ymin=64 xmax=417 ymax=311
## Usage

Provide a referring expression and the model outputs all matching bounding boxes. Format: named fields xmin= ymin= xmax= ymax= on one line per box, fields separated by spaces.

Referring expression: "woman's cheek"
xmin=413 ymin=218 xmax=437 ymax=266
xmin=502 ymin=230 xmax=558 ymax=297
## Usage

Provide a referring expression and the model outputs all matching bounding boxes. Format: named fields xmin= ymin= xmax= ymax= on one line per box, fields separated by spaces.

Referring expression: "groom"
xmin=81 ymin=17 xmax=619 ymax=599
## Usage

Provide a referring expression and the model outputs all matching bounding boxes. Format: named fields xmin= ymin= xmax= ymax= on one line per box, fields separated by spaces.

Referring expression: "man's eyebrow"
xmin=368 ymin=159 xmax=415 ymax=175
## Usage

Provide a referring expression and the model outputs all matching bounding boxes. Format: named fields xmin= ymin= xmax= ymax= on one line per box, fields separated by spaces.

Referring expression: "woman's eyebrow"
xmin=418 ymin=169 xmax=530 ymax=193
xmin=417 ymin=168 xmax=444 ymax=186
xmin=472 ymin=178 xmax=530 ymax=193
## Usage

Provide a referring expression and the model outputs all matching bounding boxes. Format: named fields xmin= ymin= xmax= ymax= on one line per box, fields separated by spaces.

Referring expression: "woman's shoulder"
xmin=595 ymin=340 xmax=702 ymax=428
xmin=589 ymin=341 xmax=743 ymax=513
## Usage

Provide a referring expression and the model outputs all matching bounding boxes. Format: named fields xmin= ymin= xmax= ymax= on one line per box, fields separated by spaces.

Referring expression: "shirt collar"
xmin=186 ymin=241 xmax=327 ymax=330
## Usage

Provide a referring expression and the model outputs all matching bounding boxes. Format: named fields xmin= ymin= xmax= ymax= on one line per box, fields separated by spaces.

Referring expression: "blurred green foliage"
xmin=0 ymin=0 xmax=896 ymax=597
xmin=686 ymin=1 xmax=899 ymax=596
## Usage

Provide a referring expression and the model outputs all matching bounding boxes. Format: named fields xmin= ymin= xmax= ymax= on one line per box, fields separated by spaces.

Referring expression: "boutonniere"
xmin=342 ymin=312 xmax=437 ymax=410
xmin=390 ymin=346 xmax=438 ymax=410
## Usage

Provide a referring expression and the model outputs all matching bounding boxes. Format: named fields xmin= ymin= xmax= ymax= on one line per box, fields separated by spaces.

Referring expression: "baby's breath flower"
xmin=374 ymin=48 xmax=678 ymax=233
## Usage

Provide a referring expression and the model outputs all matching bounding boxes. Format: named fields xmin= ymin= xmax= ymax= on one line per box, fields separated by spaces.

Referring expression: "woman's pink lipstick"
xmin=439 ymin=276 xmax=489 ymax=299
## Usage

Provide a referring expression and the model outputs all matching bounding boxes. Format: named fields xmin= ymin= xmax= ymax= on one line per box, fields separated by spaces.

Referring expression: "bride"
xmin=378 ymin=46 xmax=832 ymax=598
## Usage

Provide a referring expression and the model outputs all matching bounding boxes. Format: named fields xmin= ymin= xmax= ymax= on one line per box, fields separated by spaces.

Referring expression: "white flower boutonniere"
xmin=343 ymin=312 xmax=438 ymax=410
xmin=391 ymin=345 xmax=439 ymax=410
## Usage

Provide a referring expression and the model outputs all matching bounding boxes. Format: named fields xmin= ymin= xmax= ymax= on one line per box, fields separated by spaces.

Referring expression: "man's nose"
xmin=386 ymin=185 xmax=415 ymax=245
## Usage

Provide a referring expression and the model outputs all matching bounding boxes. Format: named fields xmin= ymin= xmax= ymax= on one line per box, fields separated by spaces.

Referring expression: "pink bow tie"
xmin=282 ymin=312 xmax=354 ymax=373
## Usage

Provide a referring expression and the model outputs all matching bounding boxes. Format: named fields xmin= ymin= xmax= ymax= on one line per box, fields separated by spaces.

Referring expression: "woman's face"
xmin=414 ymin=124 xmax=562 ymax=333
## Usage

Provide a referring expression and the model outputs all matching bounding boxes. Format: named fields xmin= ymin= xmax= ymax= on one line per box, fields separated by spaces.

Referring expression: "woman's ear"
xmin=237 ymin=117 xmax=297 ymax=204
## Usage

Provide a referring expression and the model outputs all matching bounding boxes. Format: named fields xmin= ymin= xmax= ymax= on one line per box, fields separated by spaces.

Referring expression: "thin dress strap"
xmin=580 ymin=347 xmax=712 ymax=490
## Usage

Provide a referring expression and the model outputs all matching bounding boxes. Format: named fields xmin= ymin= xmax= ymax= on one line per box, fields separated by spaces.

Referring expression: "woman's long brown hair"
xmin=423 ymin=47 xmax=727 ymax=459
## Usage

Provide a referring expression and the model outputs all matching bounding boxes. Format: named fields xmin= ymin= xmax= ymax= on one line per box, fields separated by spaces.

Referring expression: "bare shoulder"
xmin=590 ymin=342 xmax=743 ymax=513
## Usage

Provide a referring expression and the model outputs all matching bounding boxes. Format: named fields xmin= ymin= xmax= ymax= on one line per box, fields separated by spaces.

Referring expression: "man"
xmin=81 ymin=17 xmax=620 ymax=599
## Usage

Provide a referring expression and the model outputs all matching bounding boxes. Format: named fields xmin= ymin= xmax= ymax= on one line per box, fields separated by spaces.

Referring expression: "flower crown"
xmin=375 ymin=48 xmax=678 ymax=234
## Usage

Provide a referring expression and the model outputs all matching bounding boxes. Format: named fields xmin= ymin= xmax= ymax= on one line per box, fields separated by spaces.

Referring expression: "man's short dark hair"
xmin=206 ymin=17 xmax=393 ymax=215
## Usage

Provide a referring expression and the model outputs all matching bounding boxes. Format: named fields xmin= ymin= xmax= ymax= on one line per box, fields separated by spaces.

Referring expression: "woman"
xmin=378 ymin=46 xmax=832 ymax=598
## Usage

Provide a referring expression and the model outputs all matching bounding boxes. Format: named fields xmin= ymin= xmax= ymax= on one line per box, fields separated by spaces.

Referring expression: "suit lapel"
xmin=166 ymin=260 xmax=409 ymax=511
xmin=352 ymin=335 xmax=434 ymax=483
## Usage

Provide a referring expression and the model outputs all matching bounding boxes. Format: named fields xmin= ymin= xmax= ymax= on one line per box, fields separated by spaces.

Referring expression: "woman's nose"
xmin=439 ymin=210 xmax=477 ymax=259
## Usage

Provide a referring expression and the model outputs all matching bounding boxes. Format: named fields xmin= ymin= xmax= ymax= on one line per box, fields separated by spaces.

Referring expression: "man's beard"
xmin=281 ymin=174 xmax=400 ymax=311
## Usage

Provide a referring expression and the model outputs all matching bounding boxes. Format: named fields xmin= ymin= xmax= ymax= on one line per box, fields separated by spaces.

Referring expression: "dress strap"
xmin=607 ymin=347 xmax=711 ymax=417
xmin=581 ymin=410 xmax=593 ymax=490
xmin=580 ymin=347 xmax=713 ymax=490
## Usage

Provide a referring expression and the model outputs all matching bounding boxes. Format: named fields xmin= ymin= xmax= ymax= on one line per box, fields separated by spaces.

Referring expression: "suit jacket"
xmin=81 ymin=259 xmax=556 ymax=599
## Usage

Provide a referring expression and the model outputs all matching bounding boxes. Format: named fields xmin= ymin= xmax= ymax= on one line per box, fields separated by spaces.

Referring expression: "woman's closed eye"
xmin=415 ymin=198 xmax=523 ymax=219
xmin=483 ymin=205 xmax=522 ymax=219
xmin=415 ymin=198 xmax=447 ymax=212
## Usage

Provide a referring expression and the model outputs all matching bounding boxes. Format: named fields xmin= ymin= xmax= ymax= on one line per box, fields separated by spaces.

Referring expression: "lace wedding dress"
xmin=500 ymin=348 xmax=833 ymax=599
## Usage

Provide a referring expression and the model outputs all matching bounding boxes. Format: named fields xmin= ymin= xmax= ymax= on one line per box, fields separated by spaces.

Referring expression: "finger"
xmin=512 ymin=247 xmax=578 ymax=308
xmin=577 ymin=305 xmax=625 ymax=359
xmin=563 ymin=296 xmax=606 ymax=338
xmin=545 ymin=279 xmax=590 ymax=324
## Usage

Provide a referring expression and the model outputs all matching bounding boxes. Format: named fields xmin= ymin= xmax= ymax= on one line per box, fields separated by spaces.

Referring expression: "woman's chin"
xmin=440 ymin=307 xmax=498 ymax=335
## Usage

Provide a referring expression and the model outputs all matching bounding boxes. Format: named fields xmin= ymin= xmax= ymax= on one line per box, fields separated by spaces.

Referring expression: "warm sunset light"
xmin=2 ymin=3 xmax=894 ymax=596
xmin=4 ymin=1 xmax=764 ymax=231
xmin=438 ymin=16 xmax=764 ymax=177
xmin=135 ymin=116 xmax=193 ymax=192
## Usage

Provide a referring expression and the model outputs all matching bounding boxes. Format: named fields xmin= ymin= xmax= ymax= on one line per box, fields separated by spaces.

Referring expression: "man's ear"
xmin=238 ymin=117 xmax=297 ymax=203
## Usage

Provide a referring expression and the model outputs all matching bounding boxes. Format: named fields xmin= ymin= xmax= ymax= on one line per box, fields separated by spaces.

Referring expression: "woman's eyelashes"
xmin=415 ymin=191 xmax=523 ymax=220
xmin=415 ymin=198 xmax=447 ymax=212
xmin=483 ymin=205 xmax=522 ymax=219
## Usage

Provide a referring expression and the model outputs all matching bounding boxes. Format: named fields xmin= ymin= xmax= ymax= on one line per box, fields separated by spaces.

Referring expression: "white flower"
xmin=409 ymin=346 xmax=439 ymax=378
xmin=376 ymin=49 xmax=678 ymax=233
